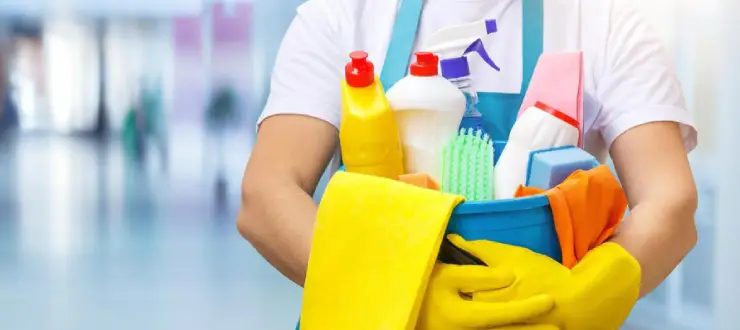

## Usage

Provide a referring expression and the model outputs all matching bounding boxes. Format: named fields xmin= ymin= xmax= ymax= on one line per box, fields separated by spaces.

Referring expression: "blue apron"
xmin=382 ymin=0 xmax=543 ymax=142
xmin=298 ymin=0 xmax=543 ymax=328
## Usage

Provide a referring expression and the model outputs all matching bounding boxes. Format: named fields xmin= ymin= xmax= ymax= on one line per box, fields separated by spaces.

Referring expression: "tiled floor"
xmin=0 ymin=132 xmax=718 ymax=330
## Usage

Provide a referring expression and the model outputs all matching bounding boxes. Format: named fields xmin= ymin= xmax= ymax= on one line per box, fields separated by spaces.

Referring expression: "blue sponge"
xmin=525 ymin=146 xmax=599 ymax=191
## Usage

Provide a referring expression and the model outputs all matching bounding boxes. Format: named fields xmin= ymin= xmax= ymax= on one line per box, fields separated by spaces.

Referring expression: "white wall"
xmin=250 ymin=0 xmax=304 ymax=112
xmin=43 ymin=19 xmax=99 ymax=132
xmin=713 ymin=0 xmax=740 ymax=328
xmin=41 ymin=18 xmax=174 ymax=133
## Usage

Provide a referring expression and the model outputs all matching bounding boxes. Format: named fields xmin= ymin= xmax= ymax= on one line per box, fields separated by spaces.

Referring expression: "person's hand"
xmin=416 ymin=262 xmax=555 ymax=330
xmin=447 ymin=234 xmax=641 ymax=330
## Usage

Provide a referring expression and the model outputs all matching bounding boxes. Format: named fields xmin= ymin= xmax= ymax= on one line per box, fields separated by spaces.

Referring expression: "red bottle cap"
xmin=409 ymin=52 xmax=439 ymax=77
xmin=345 ymin=51 xmax=375 ymax=88
xmin=534 ymin=101 xmax=580 ymax=129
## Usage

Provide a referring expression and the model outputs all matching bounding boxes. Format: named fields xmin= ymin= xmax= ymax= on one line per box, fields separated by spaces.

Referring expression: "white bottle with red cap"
xmin=494 ymin=102 xmax=580 ymax=200
xmin=386 ymin=52 xmax=466 ymax=183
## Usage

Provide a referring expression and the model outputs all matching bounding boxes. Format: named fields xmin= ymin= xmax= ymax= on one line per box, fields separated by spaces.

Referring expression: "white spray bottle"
xmin=493 ymin=102 xmax=580 ymax=199
xmin=423 ymin=19 xmax=499 ymax=57
xmin=421 ymin=19 xmax=501 ymax=133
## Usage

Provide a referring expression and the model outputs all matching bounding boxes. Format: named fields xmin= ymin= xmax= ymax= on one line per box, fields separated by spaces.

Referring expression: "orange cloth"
xmin=397 ymin=173 xmax=440 ymax=191
xmin=515 ymin=165 xmax=627 ymax=268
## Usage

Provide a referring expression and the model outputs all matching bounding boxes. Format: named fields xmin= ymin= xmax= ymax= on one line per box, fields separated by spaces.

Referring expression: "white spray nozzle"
xmin=422 ymin=19 xmax=500 ymax=72
xmin=463 ymin=39 xmax=500 ymax=72
xmin=423 ymin=19 xmax=498 ymax=51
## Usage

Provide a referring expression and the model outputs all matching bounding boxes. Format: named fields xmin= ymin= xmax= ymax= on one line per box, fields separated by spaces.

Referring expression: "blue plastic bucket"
xmin=447 ymin=140 xmax=561 ymax=262
xmin=447 ymin=195 xmax=560 ymax=262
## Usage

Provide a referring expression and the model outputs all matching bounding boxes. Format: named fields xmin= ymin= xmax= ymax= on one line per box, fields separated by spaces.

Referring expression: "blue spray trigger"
xmin=464 ymin=38 xmax=500 ymax=72
xmin=485 ymin=19 xmax=498 ymax=34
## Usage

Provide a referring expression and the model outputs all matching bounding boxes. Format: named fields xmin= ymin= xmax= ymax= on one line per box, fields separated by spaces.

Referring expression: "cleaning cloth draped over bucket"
xmin=300 ymin=171 xmax=464 ymax=330
xmin=515 ymin=165 xmax=627 ymax=268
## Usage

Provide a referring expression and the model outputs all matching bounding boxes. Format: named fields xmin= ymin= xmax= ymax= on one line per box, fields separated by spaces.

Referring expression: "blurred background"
xmin=0 ymin=0 xmax=737 ymax=329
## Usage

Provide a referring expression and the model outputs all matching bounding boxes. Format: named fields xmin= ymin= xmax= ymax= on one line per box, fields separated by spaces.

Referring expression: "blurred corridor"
xmin=0 ymin=135 xmax=301 ymax=329
xmin=0 ymin=0 xmax=738 ymax=329
xmin=0 ymin=2 xmax=306 ymax=329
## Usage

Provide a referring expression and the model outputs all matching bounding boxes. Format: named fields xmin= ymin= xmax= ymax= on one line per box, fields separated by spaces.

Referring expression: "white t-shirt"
xmin=259 ymin=0 xmax=697 ymax=164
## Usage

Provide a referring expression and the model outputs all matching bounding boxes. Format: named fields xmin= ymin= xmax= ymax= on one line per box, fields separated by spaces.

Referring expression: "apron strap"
xmin=380 ymin=0 xmax=425 ymax=90
xmin=521 ymin=0 xmax=544 ymax=93
xmin=476 ymin=0 xmax=543 ymax=141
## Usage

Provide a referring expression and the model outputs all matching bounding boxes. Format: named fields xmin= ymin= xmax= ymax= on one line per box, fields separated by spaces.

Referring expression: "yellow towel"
xmin=300 ymin=172 xmax=464 ymax=330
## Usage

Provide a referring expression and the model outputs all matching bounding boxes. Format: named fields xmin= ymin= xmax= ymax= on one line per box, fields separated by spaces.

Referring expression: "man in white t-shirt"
xmin=238 ymin=0 xmax=698 ymax=325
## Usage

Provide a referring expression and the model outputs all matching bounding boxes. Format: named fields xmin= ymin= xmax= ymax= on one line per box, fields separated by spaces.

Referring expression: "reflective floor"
xmin=0 ymin=133 xmax=301 ymax=330
xmin=0 ymin=133 xmax=717 ymax=329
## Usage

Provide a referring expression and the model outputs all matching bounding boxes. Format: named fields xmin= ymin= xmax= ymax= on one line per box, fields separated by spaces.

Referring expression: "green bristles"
xmin=441 ymin=128 xmax=495 ymax=201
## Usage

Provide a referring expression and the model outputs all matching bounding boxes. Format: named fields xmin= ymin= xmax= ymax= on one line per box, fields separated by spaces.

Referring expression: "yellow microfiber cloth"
xmin=300 ymin=171 xmax=464 ymax=330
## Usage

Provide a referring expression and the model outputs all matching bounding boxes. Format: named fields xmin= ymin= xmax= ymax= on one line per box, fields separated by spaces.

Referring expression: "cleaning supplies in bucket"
xmin=494 ymin=102 xmax=579 ymax=199
xmin=339 ymin=51 xmax=405 ymax=179
xmin=386 ymin=52 xmax=466 ymax=183
xmin=441 ymin=128 xmax=494 ymax=201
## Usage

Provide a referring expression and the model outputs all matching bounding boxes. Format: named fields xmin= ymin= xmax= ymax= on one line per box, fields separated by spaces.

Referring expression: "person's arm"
xmin=238 ymin=115 xmax=337 ymax=286
xmin=236 ymin=0 xmax=347 ymax=286
xmin=609 ymin=122 xmax=697 ymax=297
xmin=594 ymin=0 xmax=699 ymax=297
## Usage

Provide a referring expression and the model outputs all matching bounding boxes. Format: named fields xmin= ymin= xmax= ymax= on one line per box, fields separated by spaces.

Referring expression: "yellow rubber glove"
xmin=417 ymin=262 xmax=555 ymax=330
xmin=448 ymin=235 xmax=641 ymax=330
xmin=496 ymin=326 xmax=559 ymax=330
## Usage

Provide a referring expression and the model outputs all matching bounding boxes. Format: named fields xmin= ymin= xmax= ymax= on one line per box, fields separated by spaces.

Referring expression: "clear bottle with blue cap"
xmin=422 ymin=19 xmax=501 ymax=135
xmin=441 ymin=56 xmax=484 ymax=132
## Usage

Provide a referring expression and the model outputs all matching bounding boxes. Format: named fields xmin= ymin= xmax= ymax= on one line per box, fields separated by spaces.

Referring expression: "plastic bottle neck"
xmin=447 ymin=75 xmax=473 ymax=88
xmin=345 ymin=51 xmax=375 ymax=88
xmin=409 ymin=52 xmax=440 ymax=77
xmin=534 ymin=102 xmax=579 ymax=129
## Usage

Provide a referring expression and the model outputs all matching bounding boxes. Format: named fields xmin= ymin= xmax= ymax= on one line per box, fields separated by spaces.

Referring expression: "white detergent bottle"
xmin=386 ymin=52 xmax=466 ymax=183
xmin=494 ymin=102 xmax=580 ymax=200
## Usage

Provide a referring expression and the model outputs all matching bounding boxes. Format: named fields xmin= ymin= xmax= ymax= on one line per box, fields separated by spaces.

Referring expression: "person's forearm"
xmin=237 ymin=182 xmax=317 ymax=286
xmin=610 ymin=200 xmax=697 ymax=298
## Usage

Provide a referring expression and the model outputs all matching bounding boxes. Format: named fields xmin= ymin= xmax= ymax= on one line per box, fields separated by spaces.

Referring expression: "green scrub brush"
xmin=441 ymin=128 xmax=495 ymax=201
